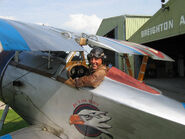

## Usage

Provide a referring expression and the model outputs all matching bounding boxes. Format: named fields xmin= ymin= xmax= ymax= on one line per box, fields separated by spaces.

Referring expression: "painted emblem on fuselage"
xmin=69 ymin=103 xmax=113 ymax=138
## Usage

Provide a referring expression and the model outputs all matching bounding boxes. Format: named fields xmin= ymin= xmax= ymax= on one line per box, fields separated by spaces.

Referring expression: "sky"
xmin=0 ymin=0 xmax=168 ymax=34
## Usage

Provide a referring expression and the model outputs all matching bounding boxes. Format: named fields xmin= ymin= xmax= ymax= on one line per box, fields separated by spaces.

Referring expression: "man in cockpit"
xmin=67 ymin=47 xmax=107 ymax=88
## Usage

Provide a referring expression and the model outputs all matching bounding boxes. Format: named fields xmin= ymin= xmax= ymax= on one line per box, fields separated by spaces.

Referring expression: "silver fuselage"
xmin=1 ymin=52 xmax=185 ymax=139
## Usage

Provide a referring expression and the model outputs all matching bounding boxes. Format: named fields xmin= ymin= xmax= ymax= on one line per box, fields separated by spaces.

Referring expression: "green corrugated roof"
xmin=96 ymin=15 xmax=151 ymax=40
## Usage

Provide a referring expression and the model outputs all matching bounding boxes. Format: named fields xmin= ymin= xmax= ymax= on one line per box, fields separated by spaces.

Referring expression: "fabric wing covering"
xmin=0 ymin=18 xmax=83 ymax=52
xmin=88 ymin=36 xmax=174 ymax=61
xmin=0 ymin=18 xmax=174 ymax=62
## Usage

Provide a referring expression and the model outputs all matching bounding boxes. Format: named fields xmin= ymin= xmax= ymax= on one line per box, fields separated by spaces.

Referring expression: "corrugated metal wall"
xmin=126 ymin=17 xmax=150 ymax=40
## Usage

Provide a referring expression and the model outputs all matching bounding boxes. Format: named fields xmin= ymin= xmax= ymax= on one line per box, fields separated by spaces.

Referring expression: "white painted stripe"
xmin=0 ymin=41 xmax=3 ymax=52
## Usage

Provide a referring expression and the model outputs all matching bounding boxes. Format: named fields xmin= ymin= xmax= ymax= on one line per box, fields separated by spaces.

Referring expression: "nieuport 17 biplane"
xmin=0 ymin=18 xmax=185 ymax=139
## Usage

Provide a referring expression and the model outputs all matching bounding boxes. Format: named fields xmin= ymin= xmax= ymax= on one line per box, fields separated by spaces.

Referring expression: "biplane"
xmin=0 ymin=18 xmax=185 ymax=139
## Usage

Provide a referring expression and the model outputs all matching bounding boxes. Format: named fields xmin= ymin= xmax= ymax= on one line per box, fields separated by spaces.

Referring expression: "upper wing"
xmin=86 ymin=35 xmax=174 ymax=61
xmin=0 ymin=18 xmax=83 ymax=52
xmin=0 ymin=18 xmax=173 ymax=61
xmin=0 ymin=126 xmax=61 ymax=139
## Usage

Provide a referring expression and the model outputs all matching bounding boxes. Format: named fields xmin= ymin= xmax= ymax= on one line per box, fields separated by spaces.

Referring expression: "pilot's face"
xmin=90 ymin=57 xmax=103 ymax=70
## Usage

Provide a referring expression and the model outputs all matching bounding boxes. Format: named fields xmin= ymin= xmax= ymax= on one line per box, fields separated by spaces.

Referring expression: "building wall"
xmin=96 ymin=15 xmax=150 ymax=74
xmin=125 ymin=16 xmax=150 ymax=40
xmin=96 ymin=15 xmax=125 ymax=40
xmin=129 ymin=0 xmax=185 ymax=43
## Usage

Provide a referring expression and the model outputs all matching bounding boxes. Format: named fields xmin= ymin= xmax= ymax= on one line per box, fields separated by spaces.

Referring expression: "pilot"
xmin=66 ymin=47 xmax=107 ymax=88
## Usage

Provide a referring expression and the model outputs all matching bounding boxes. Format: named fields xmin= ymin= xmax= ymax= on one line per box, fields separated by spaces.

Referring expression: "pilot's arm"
xmin=75 ymin=66 xmax=107 ymax=88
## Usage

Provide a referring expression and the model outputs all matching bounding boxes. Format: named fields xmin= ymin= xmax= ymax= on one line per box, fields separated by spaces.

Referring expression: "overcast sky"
xmin=0 ymin=0 xmax=168 ymax=34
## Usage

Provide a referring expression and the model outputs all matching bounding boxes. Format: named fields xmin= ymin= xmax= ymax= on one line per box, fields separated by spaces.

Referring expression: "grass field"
xmin=0 ymin=109 xmax=29 ymax=136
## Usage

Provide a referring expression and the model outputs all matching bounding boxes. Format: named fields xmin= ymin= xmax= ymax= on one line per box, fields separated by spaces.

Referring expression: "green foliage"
xmin=0 ymin=109 xmax=29 ymax=136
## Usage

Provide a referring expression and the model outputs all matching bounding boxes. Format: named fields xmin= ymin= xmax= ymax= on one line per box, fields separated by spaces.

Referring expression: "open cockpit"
xmin=10 ymin=51 xmax=89 ymax=83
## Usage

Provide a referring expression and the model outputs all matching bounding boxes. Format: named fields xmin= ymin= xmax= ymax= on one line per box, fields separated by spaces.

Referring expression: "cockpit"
xmin=10 ymin=51 xmax=90 ymax=84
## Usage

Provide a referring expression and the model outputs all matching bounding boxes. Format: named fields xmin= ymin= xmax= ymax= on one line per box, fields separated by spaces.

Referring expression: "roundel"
xmin=70 ymin=103 xmax=101 ymax=137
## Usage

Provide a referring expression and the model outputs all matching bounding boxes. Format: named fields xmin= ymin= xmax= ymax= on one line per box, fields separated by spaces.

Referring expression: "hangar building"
xmin=129 ymin=0 xmax=185 ymax=78
xmin=97 ymin=0 xmax=185 ymax=79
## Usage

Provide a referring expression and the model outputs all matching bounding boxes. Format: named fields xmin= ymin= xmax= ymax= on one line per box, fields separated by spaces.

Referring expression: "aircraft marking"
xmin=106 ymin=67 xmax=160 ymax=95
xmin=0 ymin=41 xmax=3 ymax=52
xmin=73 ymin=99 xmax=99 ymax=108
xmin=133 ymin=43 xmax=164 ymax=58
xmin=102 ymin=37 xmax=165 ymax=59
xmin=0 ymin=19 xmax=30 ymax=51
xmin=0 ymin=134 xmax=12 ymax=139
xmin=182 ymin=102 xmax=185 ymax=109
xmin=70 ymin=103 xmax=113 ymax=138
xmin=102 ymin=37 xmax=143 ymax=55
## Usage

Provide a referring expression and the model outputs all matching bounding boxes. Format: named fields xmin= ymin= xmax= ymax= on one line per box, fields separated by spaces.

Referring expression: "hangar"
xmin=97 ymin=0 xmax=185 ymax=79
xmin=129 ymin=0 xmax=185 ymax=78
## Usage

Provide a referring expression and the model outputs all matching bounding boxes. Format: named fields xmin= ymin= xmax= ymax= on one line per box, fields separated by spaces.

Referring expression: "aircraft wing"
xmin=0 ymin=18 xmax=83 ymax=52
xmin=86 ymin=35 xmax=174 ymax=61
xmin=0 ymin=126 xmax=61 ymax=139
xmin=0 ymin=18 xmax=173 ymax=61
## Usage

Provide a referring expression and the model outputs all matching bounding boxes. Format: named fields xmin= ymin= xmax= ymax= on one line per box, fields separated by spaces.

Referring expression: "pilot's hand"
xmin=65 ymin=78 xmax=75 ymax=87
xmin=74 ymin=78 xmax=81 ymax=88
xmin=74 ymin=78 xmax=79 ymax=82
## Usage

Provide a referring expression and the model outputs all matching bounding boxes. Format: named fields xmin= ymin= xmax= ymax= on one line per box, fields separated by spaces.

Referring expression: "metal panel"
xmin=126 ymin=17 xmax=150 ymax=40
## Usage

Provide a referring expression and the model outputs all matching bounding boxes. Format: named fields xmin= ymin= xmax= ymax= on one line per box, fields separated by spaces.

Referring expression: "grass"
xmin=0 ymin=109 xmax=29 ymax=136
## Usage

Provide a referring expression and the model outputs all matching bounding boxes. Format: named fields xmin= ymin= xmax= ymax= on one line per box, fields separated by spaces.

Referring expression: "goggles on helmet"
xmin=88 ymin=52 xmax=104 ymax=59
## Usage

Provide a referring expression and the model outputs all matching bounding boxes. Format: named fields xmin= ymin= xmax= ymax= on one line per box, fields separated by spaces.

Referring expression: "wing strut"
xmin=137 ymin=56 xmax=148 ymax=82
xmin=0 ymin=104 xmax=9 ymax=130
xmin=123 ymin=54 xmax=133 ymax=77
